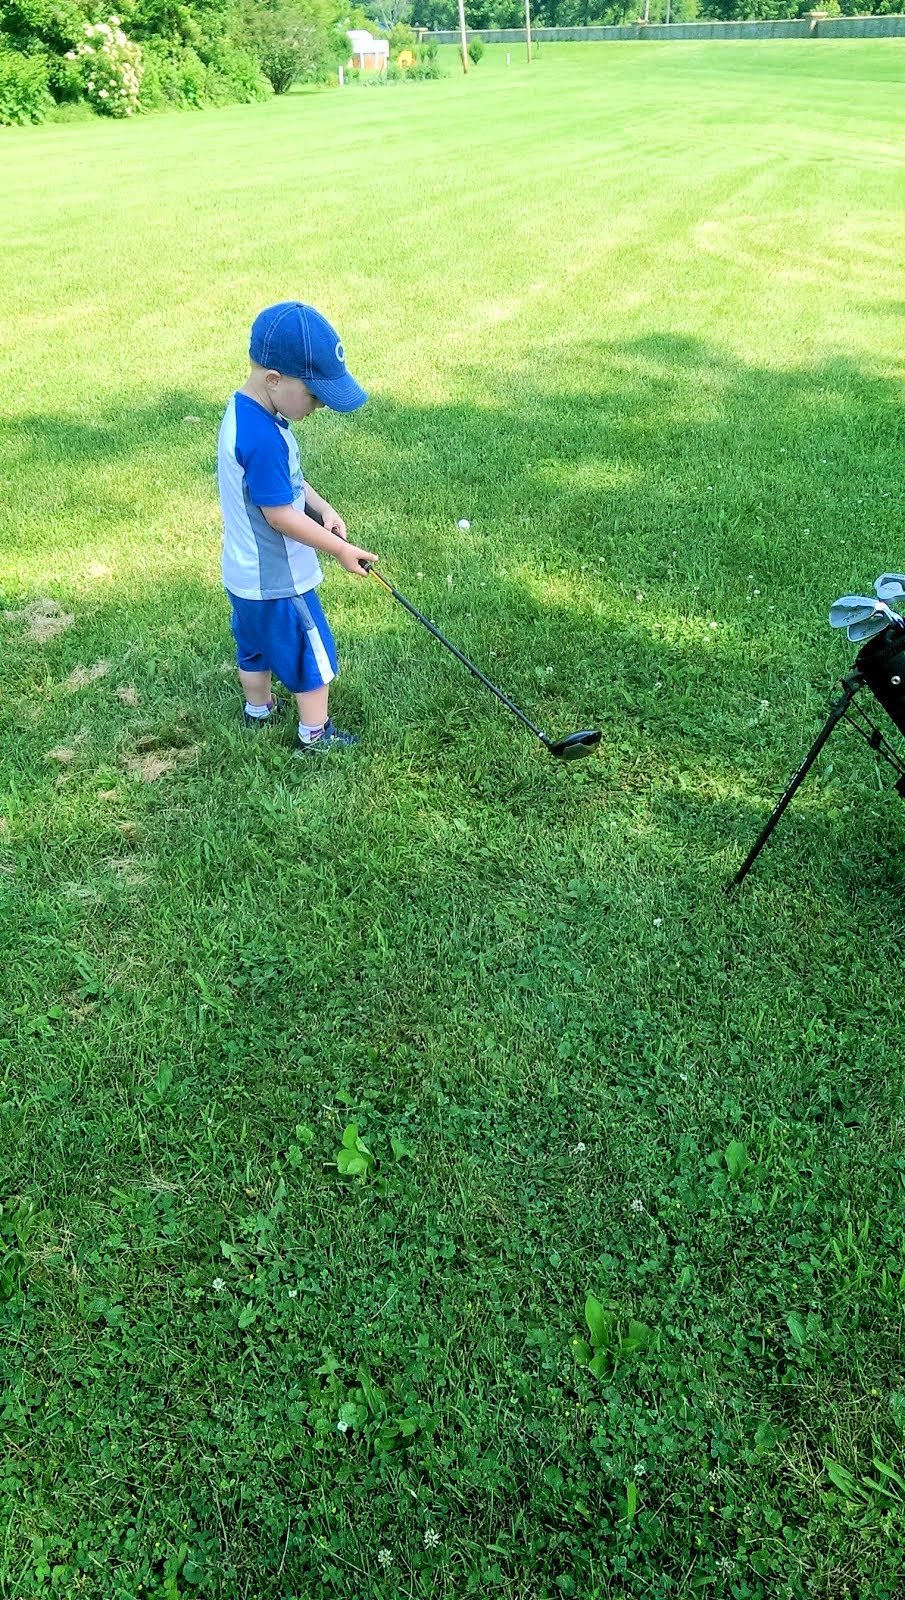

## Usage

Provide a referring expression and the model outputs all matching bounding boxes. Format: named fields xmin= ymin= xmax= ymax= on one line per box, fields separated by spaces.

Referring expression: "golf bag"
xmin=855 ymin=626 xmax=905 ymax=739
xmin=729 ymin=622 xmax=905 ymax=889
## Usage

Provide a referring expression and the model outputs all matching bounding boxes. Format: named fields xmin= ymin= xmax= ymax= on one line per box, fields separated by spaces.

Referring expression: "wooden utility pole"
xmin=458 ymin=0 xmax=469 ymax=70
xmin=665 ymin=0 xmax=671 ymax=20
xmin=525 ymin=0 xmax=533 ymax=60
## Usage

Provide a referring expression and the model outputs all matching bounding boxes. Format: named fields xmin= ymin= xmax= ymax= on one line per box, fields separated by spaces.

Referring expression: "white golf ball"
xmin=457 ymin=518 xmax=471 ymax=530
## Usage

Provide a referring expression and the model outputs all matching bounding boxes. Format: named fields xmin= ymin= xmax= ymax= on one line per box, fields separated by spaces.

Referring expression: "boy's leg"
xmin=240 ymin=667 xmax=274 ymax=708
xmin=296 ymin=686 xmax=329 ymax=732
xmin=229 ymin=595 xmax=280 ymax=720
xmin=292 ymin=592 xmax=340 ymax=745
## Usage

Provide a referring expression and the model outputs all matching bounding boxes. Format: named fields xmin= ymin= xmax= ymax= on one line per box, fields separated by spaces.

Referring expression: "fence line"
xmin=428 ymin=14 xmax=905 ymax=43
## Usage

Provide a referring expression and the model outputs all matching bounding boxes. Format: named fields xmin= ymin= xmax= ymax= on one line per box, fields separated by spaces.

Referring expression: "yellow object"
xmin=397 ymin=49 xmax=416 ymax=66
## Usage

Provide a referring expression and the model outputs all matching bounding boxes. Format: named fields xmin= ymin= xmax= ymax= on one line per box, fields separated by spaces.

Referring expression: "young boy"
xmin=217 ymin=301 xmax=378 ymax=750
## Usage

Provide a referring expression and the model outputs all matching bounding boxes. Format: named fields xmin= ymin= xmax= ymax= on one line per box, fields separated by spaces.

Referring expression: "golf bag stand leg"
xmin=727 ymin=672 xmax=865 ymax=891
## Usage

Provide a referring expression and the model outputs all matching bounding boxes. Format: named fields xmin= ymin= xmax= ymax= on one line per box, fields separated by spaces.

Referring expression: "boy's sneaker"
xmin=244 ymin=697 xmax=285 ymax=728
xmin=295 ymin=718 xmax=358 ymax=752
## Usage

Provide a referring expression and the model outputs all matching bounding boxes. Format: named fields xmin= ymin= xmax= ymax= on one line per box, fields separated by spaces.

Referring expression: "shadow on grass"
xmin=3 ymin=334 xmax=902 ymax=888
xmin=5 ymin=341 xmax=905 ymax=1600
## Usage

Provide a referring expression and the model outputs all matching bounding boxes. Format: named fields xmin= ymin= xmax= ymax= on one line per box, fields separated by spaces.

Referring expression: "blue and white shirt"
xmin=218 ymin=392 xmax=323 ymax=600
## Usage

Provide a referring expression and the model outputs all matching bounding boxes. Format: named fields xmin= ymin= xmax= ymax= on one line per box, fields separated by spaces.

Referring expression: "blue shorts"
xmin=227 ymin=589 xmax=338 ymax=694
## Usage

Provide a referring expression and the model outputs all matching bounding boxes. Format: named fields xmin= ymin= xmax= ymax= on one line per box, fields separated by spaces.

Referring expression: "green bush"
xmin=65 ymin=18 xmax=144 ymax=116
xmin=139 ymin=37 xmax=270 ymax=108
xmin=355 ymin=56 xmax=444 ymax=83
xmin=0 ymin=0 xmax=88 ymax=55
xmin=0 ymin=45 xmax=53 ymax=123
xmin=467 ymin=34 xmax=484 ymax=60
xmin=138 ymin=40 xmax=207 ymax=106
xmin=388 ymin=19 xmax=417 ymax=52
xmin=45 ymin=47 xmax=83 ymax=101
xmin=204 ymin=39 xmax=271 ymax=101
xmin=240 ymin=0 xmax=340 ymax=94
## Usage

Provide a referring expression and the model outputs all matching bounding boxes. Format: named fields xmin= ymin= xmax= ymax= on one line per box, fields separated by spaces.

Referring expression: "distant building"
xmin=347 ymin=29 xmax=390 ymax=70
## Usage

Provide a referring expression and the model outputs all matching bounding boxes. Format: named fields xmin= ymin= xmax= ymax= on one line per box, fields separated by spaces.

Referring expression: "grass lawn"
xmin=2 ymin=37 xmax=905 ymax=1599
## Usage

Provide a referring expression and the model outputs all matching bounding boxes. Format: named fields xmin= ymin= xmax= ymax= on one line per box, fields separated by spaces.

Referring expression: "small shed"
xmin=347 ymin=29 xmax=390 ymax=70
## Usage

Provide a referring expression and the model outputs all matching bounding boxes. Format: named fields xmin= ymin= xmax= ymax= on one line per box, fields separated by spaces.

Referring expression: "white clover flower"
xmin=633 ymin=1462 xmax=647 ymax=1475
xmin=288 ymin=1289 xmax=298 ymax=1299
xmin=423 ymin=1528 xmax=440 ymax=1549
xmin=377 ymin=1549 xmax=392 ymax=1568
xmin=653 ymin=917 xmax=663 ymax=927
xmin=97 ymin=22 xmax=112 ymax=34
xmin=87 ymin=79 xmax=95 ymax=89
xmin=337 ymin=1419 xmax=350 ymax=1434
xmin=84 ymin=21 xmax=95 ymax=33
xmin=99 ymin=88 xmax=109 ymax=98
xmin=65 ymin=49 xmax=77 ymax=59
xmin=630 ymin=1197 xmax=645 ymax=1214
xmin=212 ymin=1277 xmax=225 ymax=1292
xmin=110 ymin=13 xmax=121 ymax=22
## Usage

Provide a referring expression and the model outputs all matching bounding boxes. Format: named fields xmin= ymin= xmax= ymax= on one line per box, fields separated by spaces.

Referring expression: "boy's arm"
xmin=303 ymin=483 xmax=346 ymax=540
xmin=261 ymin=503 xmax=376 ymax=577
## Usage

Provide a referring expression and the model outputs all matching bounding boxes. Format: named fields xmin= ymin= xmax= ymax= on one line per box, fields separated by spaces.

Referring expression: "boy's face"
xmin=265 ymin=371 xmax=325 ymax=421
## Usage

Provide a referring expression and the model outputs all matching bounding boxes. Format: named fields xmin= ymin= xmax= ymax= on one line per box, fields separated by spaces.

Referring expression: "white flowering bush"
xmin=66 ymin=16 xmax=143 ymax=116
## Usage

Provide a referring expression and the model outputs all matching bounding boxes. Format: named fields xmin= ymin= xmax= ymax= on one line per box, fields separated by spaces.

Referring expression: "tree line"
xmin=1 ymin=0 xmax=897 ymax=126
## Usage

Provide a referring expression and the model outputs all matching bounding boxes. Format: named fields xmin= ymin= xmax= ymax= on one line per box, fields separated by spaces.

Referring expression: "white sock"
xmin=245 ymin=700 xmax=273 ymax=719
xmin=298 ymin=720 xmax=326 ymax=744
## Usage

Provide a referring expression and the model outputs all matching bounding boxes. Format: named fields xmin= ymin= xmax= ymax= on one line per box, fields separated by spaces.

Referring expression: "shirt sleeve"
xmin=235 ymin=405 xmax=294 ymax=508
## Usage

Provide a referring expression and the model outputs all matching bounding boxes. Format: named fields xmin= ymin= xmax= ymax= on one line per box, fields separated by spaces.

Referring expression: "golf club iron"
xmin=365 ymin=565 xmax=601 ymax=761
xmin=829 ymin=594 xmax=905 ymax=644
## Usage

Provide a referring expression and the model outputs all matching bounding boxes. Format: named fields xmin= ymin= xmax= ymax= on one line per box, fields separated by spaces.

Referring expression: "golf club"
xmin=364 ymin=565 xmax=601 ymax=762
xmin=848 ymin=605 xmax=904 ymax=644
xmin=829 ymin=595 xmax=883 ymax=630
xmin=829 ymin=594 xmax=905 ymax=644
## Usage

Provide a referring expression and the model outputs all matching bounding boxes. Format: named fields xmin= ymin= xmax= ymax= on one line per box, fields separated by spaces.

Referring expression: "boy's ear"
xmin=263 ymin=369 xmax=282 ymax=389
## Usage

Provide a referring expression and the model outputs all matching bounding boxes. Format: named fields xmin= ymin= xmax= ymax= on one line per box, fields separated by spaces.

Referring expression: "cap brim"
xmin=308 ymin=371 xmax=368 ymax=413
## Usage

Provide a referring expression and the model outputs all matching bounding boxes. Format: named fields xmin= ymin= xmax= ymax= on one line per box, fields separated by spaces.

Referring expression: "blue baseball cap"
xmin=249 ymin=302 xmax=367 ymax=413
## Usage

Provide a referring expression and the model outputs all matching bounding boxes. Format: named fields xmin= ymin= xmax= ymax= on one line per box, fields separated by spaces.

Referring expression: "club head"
xmin=875 ymin=574 xmax=905 ymax=602
xmin=829 ymin=595 xmax=882 ymax=630
xmin=545 ymin=729 xmax=602 ymax=761
xmin=848 ymin=602 xmax=905 ymax=643
xmin=847 ymin=615 xmax=890 ymax=643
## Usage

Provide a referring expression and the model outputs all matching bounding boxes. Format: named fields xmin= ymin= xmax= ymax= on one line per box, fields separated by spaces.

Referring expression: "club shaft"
xmin=368 ymin=568 xmax=549 ymax=744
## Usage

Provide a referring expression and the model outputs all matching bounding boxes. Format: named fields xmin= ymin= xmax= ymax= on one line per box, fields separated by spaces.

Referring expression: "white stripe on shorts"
xmin=307 ymin=622 xmax=335 ymax=685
